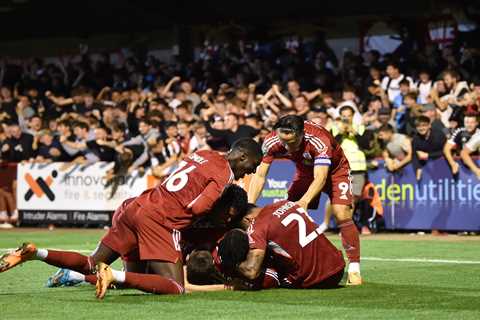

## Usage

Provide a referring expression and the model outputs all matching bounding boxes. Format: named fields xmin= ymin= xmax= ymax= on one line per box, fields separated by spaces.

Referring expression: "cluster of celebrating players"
xmin=0 ymin=115 xmax=362 ymax=298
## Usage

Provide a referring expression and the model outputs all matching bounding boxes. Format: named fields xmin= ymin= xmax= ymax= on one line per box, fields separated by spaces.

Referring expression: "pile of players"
xmin=0 ymin=115 xmax=362 ymax=298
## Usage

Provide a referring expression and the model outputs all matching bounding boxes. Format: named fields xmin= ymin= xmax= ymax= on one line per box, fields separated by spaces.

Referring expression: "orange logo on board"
xmin=24 ymin=170 xmax=58 ymax=201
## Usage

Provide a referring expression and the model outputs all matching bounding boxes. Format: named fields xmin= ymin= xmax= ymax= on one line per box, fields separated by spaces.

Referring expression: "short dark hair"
xmin=111 ymin=122 xmax=126 ymax=133
xmin=404 ymin=92 xmax=418 ymax=101
xmin=339 ymin=105 xmax=355 ymax=115
xmin=230 ymin=138 xmax=262 ymax=160
xmin=139 ymin=118 xmax=152 ymax=126
xmin=378 ymin=124 xmax=394 ymax=133
xmin=73 ymin=121 xmax=89 ymax=131
xmin=57 ymin=119 xmax=71 ymax=128
xmin=217 ymin=228 xmax=250 ymax=275
xmin=225 ymin=112 xmax=239 ymax=121
xmin=147 ymin=110 xmax=164 ymax=120
xmin=443 ymin=69 xmax=459 ymax=80
xmin=176 ymin=102 xmax=190 ymax=111
xmin=164 ymin=121 xmax=178 ymax=130
xmin=186 ymin=250 xmax=225 ymax=285
xmin=415 ymin=116 xmax=431 ymax=126
xmin=273 ymin=115 xmax=304 ymax=135
xmin=399 ymin=79 xmax=410 ymax=86
xmin=386 ymin=61 xmax=400 ymax=70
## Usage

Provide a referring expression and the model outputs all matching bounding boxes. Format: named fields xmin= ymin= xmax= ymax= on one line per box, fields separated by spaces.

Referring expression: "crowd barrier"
xmin=252 ymin=158 xmax=480 ymax=231
xmin=4 ymin=158 xmax=480 ymax=231
xmin=15 ymin=162 xmax=156 ymax=226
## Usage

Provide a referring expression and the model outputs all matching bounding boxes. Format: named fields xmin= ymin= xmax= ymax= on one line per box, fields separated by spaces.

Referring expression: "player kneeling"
xmin=0 ymin=140 xmax=263 ymax=299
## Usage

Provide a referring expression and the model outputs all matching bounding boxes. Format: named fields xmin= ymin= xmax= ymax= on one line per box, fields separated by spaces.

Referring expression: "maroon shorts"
xmin=308 ymin=268 xmax=345 ymax=289
xmin=287 ymin=171 xmax=353 ymax=208
xmin=101 ymin=198 xmax=182 ymax=263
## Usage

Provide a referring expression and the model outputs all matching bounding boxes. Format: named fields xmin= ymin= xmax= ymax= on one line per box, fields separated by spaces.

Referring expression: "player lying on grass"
xmin=219 ymin=200 xmax=346 ymax=289
xmin=185 ymin=246 xmax=280 ymax=292
xmin=183 ymin=200 xmax=345 ymax=290
xmin=0 ymin=139 xmax=263 ymax=299
xmin=248 ymin=115 xmax=361 ymax=285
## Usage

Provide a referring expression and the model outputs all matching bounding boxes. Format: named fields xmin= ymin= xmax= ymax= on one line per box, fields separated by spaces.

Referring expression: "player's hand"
xmin=416 ymin=151 xmax=429 ymax=160
xmin=296 ymin=199 xmax=309 ymax=211
xmin=451 ymin=162 xmax=460 ymax=175
xmin=49 ymin=148 xmax=61 ymax=157
xmin=473 ymin=168 xmax=480 ymax=180
xmin=201 ymin=94 xmax=209 ymax=103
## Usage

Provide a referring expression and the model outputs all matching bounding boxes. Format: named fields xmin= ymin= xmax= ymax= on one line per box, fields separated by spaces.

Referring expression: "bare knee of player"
xmin=123 ymin=260 xmax=147 ymax=273
xmin=148 ymin=260 xmax=185 ymax=286
xmin=90 ymin=242 xmax=120 ymax=265
xmin=332 ymin=204 xmax=353 ymax=221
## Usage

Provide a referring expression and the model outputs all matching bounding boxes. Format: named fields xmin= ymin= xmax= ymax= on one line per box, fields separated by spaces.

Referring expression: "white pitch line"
xmin=1 ymin=248 xmax=480 ymax=265
xmin=361 ymin=257 xmax=480 ymax=265
xmin=0 ymin=248 xmax=92 ymax=254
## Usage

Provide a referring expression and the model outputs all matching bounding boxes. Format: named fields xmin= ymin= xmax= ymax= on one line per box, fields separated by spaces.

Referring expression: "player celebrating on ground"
xmin=45 ymin=184 xmax=250 ymax=289
xmin=0 ymin=138 xmax=263 ymax=299
xmin=247 ymin=115 xmax=361 ymax=285
xmin=218 ymin=200 xmax=346 ymax=289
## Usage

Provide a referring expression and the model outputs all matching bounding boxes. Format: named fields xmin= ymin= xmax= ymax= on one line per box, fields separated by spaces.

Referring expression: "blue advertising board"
xmin=256 ymin=159 xmax=480 ymax=231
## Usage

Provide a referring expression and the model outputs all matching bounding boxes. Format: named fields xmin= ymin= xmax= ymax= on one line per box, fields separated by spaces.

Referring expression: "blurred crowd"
xmin=1 ymin=36 xmax=480 ymax=231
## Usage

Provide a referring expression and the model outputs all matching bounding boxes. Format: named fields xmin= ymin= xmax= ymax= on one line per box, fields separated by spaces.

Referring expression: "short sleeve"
xmin=248 ymin=219 xmax=268 ymax=251
xmin=261 ymin=135 xmax=279 ymax=164
xmin=447 ymin=129 xmax=462 ymax=147
xmin=381 ymin=76 xmax=389 ymax=90
xmin=306 ymin=128 xmax=333 ymax=166
xmin=465 ymin=134 xmax=480 ymax=152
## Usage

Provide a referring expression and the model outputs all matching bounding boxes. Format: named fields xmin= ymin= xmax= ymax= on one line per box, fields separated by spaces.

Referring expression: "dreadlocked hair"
xmin=217 ymin=228 xmax=249 ymax=276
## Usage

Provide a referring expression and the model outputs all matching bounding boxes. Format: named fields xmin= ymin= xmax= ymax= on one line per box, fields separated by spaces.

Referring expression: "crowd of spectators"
xmin=1 ymin=35 xmax=480 ymax=232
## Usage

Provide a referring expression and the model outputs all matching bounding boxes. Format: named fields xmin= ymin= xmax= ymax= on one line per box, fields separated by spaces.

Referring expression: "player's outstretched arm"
xmin=183 ymin=267 xmax=230 ymax=293
xmin=247 ymin=162 xmax=270 ymax=204
xmin=238 ymin=249 xmax=266 ymax=280
xmin=297 ymin=165 xmax=328 ymax=211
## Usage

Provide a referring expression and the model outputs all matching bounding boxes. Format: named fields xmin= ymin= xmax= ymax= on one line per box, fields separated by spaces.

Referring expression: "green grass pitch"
xmin=0 ymin=229 xmax=479 ymax=320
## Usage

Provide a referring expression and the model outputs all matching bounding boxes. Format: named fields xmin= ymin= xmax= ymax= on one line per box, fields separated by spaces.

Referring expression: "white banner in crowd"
xmin=17 ymin=162 xmax=154 ymax=212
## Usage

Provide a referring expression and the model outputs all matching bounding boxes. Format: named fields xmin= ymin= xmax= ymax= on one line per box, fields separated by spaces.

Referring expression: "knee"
xmin=332 ymin=205 xmax=352 ymax=221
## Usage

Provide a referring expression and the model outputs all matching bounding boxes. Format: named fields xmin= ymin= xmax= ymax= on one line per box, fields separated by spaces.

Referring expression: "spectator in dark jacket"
xmin=412 ymin=116 xmax=446 ymax=180
xmin=2 ymin=123 xmax=34 ymax=162
xmin=204 ymin=113 xmax=259 ymax=149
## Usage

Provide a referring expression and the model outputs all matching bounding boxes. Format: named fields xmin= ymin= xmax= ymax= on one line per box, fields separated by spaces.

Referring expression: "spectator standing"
xmin=381 ymin=62 xmax=414 ymax=104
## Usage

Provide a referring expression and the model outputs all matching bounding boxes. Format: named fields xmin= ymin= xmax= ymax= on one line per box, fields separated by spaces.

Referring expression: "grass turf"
xmin=0 ymin=229 xmax=479 ymax=320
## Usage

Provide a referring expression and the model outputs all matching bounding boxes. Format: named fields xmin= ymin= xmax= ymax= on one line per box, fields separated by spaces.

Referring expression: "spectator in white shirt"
xmin=415 ymin=70 xmax=433 ymax=104
xmin=381 ymin=62 xmax=414 ymax=103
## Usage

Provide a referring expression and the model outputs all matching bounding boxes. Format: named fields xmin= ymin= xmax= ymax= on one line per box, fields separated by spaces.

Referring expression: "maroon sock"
xmin=84 ymin=274 xmax=97 ymax=285
xmin=124 ymin=272 xmax=184 ymax=294
xmin=338 ymin=219 xmax=360 ymax=263
xmin=44 ymin=250 xmax=95 ymax=275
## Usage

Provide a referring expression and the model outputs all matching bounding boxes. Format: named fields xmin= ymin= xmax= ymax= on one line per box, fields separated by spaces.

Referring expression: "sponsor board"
xmin=256 ymin=159 xmax=480 ymax=231
xmin=17 ymin=162 xmax=157 ymax=212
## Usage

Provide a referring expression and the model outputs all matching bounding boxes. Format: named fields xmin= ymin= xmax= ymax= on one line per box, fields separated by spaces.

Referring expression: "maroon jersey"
xmin=133 ymin=150 xmax=234 ymax=230
xmin=248 ymin=200 xmax=345 ymax=288
xmin=262 ymin=121 xmax=350 ymax=177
